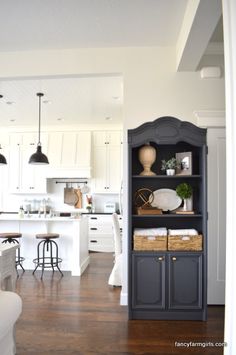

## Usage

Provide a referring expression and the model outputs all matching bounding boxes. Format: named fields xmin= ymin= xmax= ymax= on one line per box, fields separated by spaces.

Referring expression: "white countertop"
xmin=0 ymin=214 xmax=81 ymax=222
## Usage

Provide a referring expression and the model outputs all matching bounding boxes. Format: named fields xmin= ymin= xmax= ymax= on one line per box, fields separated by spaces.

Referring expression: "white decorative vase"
xmin=138 ymin=144 xmax=156 ymax=176
xmin=166 ymin=169 xmax=175 ymax=176
xmin=183 ymin=199 xmax=188 ymax=211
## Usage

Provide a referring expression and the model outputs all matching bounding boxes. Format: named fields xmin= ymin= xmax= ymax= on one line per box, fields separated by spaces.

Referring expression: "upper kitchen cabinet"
xmin=8 ymin=132 xmax=48 ymax=194
xmin=92 ymin=131 xmax=123 ymax=193
xmin=46 ymin=131 xmax=91 ymax=178
xmin=0 ymin=133 xmax=10 ymax=208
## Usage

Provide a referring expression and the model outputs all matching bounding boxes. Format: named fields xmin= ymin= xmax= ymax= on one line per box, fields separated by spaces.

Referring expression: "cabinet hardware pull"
xmin=91 ymin=217 xmax=97 ymax=220
xmin=90 ymin=240 xmax=98 ymax=243
xmin=172 ymin=257 xmax=177 ymax=261
xmin=90 ymin=228 xmax=97 ymax=230
xmin=158 ymin=257 xmax=164 ymax=261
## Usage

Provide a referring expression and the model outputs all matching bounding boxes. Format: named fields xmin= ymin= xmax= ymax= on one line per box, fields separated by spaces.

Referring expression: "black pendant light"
xmin=0 ymin=95 xmax=7 ymax=165
xmin=0 ymin=144 xmax=7 ymax=165
xmin=29 ymin=93 xmax=49 ymax=165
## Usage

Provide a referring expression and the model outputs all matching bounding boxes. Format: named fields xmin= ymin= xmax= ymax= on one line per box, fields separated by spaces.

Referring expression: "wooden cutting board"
xmin=64 ymin=187 xmax=78 ymax=206
xmin=74 ymin=188 xmax=82 ymax=209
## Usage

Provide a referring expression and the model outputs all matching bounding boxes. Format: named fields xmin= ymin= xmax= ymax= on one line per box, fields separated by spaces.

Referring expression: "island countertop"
xmin=0 ymin=213 xmax=81 ymax=222
xmin=0 ymin=214 xmax=89 ymax=276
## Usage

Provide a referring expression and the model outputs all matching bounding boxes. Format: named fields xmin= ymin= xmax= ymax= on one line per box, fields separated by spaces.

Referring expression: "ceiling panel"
xmin=0 ymin=76 xmax=123 ymax=127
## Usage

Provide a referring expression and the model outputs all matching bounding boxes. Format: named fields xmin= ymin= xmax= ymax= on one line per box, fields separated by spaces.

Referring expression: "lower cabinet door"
xmin=168 ymin=254 xmax=203 ymax=310
xmin=132 ymin=254 xmax=165 ymax=309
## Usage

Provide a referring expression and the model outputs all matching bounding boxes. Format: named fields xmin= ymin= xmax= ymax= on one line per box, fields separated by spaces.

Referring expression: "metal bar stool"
xmin=0 ymin=233 xmax=25 ymax=275
xmin=32 ymin=233 xmax=63 ymax=279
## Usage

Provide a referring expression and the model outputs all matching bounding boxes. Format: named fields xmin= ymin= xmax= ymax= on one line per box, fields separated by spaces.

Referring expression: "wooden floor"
xmin=15 ymin=252 xmax=225 ymax=355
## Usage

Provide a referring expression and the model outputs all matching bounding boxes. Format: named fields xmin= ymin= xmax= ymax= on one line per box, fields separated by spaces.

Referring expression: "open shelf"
xmin=132 ymin=214 xmax=202 ymax=218
xmin=132 ymin=175 xmax=202 ymax=179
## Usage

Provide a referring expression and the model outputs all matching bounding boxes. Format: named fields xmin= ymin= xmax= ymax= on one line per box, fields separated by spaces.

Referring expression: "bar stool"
xmin=0 ymin=233 xmax=25 ymax=275
xmin=32 ymin=233 xmax=63 ymax=279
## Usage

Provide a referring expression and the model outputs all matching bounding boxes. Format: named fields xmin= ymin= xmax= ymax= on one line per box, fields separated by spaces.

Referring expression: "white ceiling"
xmin=0 ymin=76 xmax=123 ymax=127
xmin=0 ymin=0 xmax=223 ymax=127
xmin=0 ymin=0 xmax=188 ymax=51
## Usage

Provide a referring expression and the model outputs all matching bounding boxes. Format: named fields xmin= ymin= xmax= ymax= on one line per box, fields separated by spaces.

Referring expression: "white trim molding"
xmin=120 ymin=291 xmax=128 ymax=306
xmin=205 ymin=42 xmax=224 ymax=56
xmin=194 ymin=110 xmax=225 ymax=128
xmin=222 ymin=0 xmax=236 ymax=354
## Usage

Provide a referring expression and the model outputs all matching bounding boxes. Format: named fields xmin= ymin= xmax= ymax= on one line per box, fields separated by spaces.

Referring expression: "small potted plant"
xmin=86 ymin=195 xmax=93 ymax=213
xmin=176 ymin=183 xmax=193 ymax=211
xmin=161 ymin=157 xmax=179 ymax=176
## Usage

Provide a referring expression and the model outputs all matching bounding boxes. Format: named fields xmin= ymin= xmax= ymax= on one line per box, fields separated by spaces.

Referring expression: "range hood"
xmin=45 ymin=166 xmax=91 ymax=179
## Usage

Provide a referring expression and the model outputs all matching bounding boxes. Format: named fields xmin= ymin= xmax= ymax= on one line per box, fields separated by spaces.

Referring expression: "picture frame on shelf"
xmin=176 ymin=152 xmax=192 ymax=175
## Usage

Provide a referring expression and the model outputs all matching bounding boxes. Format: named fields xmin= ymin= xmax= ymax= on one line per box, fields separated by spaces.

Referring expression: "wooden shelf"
xmin=132 ymin=175 xmax=202 ymax=179
xmin=132 ymin=214 xmax=202 ymax=218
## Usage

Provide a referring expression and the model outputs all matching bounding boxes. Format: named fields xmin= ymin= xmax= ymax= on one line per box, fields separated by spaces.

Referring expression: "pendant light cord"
xmin=37 ymin=93 xmax=44 ymax=146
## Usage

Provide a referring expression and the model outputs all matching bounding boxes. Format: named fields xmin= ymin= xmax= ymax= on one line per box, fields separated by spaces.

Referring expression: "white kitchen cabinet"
xmin=46 ymin=131 xmax=91 ymax=177
xmin=8 ymin=133 xmax=48 ymax=193
xmin=92 ymin=131 xmax=122 ymax=193
xmin=88 ymin=214 xmax=122 ymax=252
xmin=0 ymin=134 xmax=10 ymax=209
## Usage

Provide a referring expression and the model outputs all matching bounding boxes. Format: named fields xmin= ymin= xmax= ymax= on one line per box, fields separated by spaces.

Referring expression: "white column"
xmin=222 ymin=0 xmax=236 ymax=354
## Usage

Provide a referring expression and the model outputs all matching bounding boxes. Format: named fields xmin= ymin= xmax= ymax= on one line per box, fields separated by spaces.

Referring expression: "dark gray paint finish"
xmin=132 ymin=254 xmax=165 ymax=309
xmin=168 ymin=254 xmax=203 ymax=310
xmin=128 ymin=117 xmax=207 ymax=320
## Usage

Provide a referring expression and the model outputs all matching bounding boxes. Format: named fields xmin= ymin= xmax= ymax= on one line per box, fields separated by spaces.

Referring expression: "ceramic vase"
xmin=166 ymin=169 xmax=175 ymax=176
xmin=138 ymin=144 xmax=156 ymax=176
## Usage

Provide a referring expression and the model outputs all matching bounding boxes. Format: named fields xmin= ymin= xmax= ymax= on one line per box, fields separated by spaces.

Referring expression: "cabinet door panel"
xmin=132 ymin=254 xmax=165 ymax=309
xmin=107 ymin=145 xmax=121 ymax=192
xmin=93 ymin=131 xmax=107 ymax=146
xmin=21 ymin=133 xmax=48 ymax=193
xmin=21 ymin=133 xmax=37 ymax=192
xmin=108 ymin=131 xmax=121 ymax=145
xmin=92 ymin=146 xmax=107 ymax=192
xmin=168 ymin=254 xmax=202 ymax=310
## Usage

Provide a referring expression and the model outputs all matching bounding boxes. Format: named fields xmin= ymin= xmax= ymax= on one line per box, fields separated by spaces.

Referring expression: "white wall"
xmin=0 ymin=178 xmax=119 ymax=214
xmin=0 ymin=46 xmax=225 ymax=303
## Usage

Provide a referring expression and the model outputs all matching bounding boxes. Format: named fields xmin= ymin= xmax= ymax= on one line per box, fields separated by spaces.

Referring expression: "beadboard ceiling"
xmin=0 ymin=76 xmax=123 ymax=127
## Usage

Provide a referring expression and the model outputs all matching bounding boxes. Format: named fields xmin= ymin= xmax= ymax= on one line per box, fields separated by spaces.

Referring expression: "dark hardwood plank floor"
xmin=15 ymin=252 xmax=225 ymax=355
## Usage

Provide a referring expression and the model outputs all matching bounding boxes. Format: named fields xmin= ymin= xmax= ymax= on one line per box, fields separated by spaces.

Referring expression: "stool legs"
xmin=33 ymin=239 xmax=63 ymax=279
xmin=2 ymin=238 xmax=25 ymax=275
xmin=51 ymin=240 xmax=63 ymax=275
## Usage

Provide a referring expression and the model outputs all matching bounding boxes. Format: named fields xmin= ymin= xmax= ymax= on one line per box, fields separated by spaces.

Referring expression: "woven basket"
xmin=133 ymin=235 xmax=167 ymax=251
xmin=167 ymin=234 xmax=203 ymax=251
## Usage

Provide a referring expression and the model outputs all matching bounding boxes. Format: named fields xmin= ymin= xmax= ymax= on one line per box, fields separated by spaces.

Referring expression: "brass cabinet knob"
xmin=172 ymin=257 xmax=177 ymax=261
xmin=157 ymin=256 xmax=164 ymax=261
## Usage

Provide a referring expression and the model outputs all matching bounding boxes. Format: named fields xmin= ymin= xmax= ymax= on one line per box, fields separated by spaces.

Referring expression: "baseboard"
xmin=120 ymin=291 xmax=128 ymax=306
xmin=80 ymin=255 xmax=90 ymax=275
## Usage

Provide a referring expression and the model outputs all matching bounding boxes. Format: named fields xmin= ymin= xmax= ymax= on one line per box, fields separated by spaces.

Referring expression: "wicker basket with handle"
xmin=133 ymin=234 xmax=167 ymax=251
xmin=167 ymin=234 xmax=203 ymax=251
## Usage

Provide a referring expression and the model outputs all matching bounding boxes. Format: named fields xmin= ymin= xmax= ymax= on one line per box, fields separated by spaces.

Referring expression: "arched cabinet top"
xmin=128 ymin=116 xmax=206 ymax=147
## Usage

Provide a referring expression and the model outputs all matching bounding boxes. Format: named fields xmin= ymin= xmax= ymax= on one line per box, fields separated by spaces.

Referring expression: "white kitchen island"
xmin=0 ymin=214 xmax=89 ymax=276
